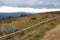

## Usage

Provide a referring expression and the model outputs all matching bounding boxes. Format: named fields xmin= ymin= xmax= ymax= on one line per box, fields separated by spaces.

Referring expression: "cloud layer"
xmin=0 ymin=0 xmax=60 ymax=8
xmin=0 ymin=6 xmax=60 ymax=13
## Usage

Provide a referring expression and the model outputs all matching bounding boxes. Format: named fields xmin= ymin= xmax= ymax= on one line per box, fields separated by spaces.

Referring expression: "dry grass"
xmin=19 ymin=18 xmax=60 ymax=40
xmin=0 ymin=11 xmax=60 ymax=30
xmin=0 ymin=11 xmax=60 ymax=40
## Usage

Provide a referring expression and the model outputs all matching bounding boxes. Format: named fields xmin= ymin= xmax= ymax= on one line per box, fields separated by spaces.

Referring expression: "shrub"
xmin=0 ymin=24 xmax=18 ymax=34
xmin=31 ymin=18 xmax=37 ymax=20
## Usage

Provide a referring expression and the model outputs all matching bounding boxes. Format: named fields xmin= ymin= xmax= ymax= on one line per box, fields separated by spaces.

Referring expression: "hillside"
xmin=0 ymin=11 xmax=60 ymax=40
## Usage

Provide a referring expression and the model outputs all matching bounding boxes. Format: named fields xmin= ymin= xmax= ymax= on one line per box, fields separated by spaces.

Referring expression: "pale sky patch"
xmin=0 ymin=6 xmax=60 ymax=13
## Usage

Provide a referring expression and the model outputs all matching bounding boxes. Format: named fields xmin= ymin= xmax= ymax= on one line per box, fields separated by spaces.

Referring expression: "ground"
xmin=42 ymin=25 xmax=60 ymax=40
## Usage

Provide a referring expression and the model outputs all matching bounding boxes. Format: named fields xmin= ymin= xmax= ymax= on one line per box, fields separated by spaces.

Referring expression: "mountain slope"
xmin=0 ymin=11 xmax=60 ymax=40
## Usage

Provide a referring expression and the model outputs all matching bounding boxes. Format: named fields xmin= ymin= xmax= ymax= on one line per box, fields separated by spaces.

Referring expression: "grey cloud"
xmin=0 ymin=0 xmax=60 ymax=8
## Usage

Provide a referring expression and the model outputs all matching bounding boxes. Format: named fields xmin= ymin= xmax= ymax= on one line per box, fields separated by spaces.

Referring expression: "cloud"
xmin=0 ymin=6 xmax=60 ymax=13
xmin=0 ymin=0 xmax=60 ymax=8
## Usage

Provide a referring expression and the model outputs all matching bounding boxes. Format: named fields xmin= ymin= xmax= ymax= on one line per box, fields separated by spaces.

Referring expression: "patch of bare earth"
xmin=42 ymin=25 xmax=60 ymax=40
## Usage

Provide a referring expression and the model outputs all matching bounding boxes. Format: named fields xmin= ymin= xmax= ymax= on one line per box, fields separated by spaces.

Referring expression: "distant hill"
xmin=0 ymin=12 xmax=32 ymax=17
xmin=0 ymin=12 xmax=33 ymax=20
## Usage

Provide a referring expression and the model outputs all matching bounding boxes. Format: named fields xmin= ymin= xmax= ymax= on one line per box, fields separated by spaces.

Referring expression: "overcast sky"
xmin=0 ymin=0 xmax=60 ymax=8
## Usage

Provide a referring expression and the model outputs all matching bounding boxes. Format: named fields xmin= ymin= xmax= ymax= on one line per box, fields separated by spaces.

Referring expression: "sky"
xmin=0 ymin=0 xmax=60 ymax=8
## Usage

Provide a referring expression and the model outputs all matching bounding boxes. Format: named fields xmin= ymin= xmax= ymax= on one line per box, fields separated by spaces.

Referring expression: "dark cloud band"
xmin=0 ymin=0 xmax=60 ymax=8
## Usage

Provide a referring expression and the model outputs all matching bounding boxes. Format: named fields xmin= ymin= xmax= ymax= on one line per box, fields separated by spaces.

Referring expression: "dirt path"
xmin=42 ymin=25 xmax=60 ymax=40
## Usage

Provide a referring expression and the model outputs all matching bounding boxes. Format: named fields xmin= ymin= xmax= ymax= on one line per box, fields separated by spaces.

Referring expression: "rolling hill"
xmin=0 ymin=11 xmax=60 ymax=40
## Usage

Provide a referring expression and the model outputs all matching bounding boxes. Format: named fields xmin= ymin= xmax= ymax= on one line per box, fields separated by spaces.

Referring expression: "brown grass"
xmin=0 ymin=11 xmax=60 ymax=40
xmin=1 ymin=11 xmax=60 ymax=30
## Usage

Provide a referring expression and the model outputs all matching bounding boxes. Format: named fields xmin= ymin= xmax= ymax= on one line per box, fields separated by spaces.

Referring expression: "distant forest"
xmin=0 ymin=12 xmax=33 ymax=20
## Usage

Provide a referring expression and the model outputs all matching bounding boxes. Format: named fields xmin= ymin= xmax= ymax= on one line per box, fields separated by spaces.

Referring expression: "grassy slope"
xmin=0 ymin=11 xmax=60 ymax=29
xmin=0 ymin=11 xmax=60 ymax=40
